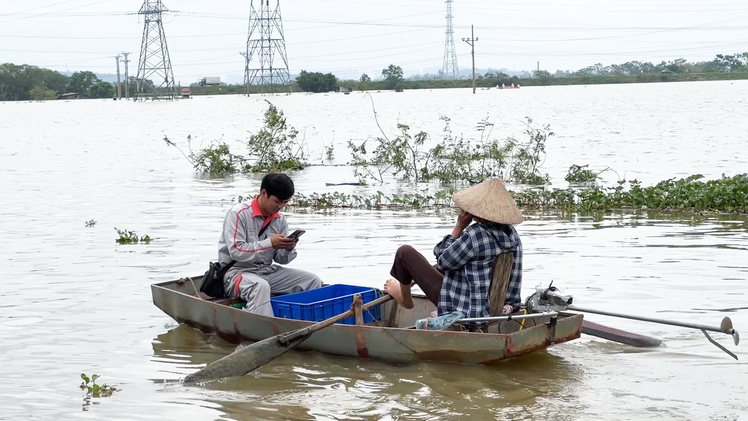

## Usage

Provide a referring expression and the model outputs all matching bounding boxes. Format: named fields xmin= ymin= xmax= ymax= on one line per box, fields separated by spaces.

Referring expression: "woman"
xmin=384 ymin=179 xmax=523 ymax=324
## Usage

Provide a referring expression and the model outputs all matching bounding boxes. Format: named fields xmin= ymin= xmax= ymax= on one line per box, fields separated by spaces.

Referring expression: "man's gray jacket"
xmin=217 ymin=196 xmax=296 ymax=271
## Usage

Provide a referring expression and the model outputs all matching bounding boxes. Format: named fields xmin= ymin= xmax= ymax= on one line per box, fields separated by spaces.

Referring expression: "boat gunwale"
xmin=152 ymin=277 xmax=583 ymax=339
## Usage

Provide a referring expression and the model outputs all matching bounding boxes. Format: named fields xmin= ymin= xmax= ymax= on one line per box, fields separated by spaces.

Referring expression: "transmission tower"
xmin=442 ymin=0 xmax=459 ymax=79
xmin=135 ymin=0 xmax=177 ymax=101
xmin=241 ymin=0 xmax=291 ymax=95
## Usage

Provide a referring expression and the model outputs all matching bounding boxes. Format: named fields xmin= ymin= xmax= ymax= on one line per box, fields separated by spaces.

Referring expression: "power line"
xmin=0 ymin=0 xmax=116 ymax=24
xmin=0 ymin=0 xmax=80 ymax=17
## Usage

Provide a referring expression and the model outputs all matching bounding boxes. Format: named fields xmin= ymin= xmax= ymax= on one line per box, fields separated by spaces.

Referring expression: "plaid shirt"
xmin=434 ymin=223 xmax=523 ymax=321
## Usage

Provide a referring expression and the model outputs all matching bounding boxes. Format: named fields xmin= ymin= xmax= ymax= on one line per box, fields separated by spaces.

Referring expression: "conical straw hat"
xmin=452 ymin=179 xmax=523 ymax=225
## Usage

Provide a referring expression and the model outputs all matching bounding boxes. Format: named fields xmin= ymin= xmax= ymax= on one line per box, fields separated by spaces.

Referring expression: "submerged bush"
xmin=165 ymin=101 xmax=306 ymax=175
xmin=348 ymin=108 xmax=552 ymax=187
xmin=191 ymin=141 xmax=240 ymax=175
xmin=348 ymin=122 xmax=431 ymax=184
xmin=242 ymin=101 xmax=306 ymax=172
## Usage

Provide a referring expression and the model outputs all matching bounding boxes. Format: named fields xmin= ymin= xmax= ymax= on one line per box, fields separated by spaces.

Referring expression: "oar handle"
xmin=279 ymin=293 xmax=393 ymax=344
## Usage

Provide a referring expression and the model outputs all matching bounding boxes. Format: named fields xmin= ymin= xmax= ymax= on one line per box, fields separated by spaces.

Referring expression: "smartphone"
xmin=288 ymin=230 xmax=306 ymax=240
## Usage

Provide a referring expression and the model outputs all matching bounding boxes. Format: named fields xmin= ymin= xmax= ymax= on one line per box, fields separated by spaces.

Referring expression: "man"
xmin=218 ymin=173 xmax=322 ymax=316
xmin=384 ymin=178 xmax=523 ymax=324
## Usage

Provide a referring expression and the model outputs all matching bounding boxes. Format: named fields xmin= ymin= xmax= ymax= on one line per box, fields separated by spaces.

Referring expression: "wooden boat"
xmin=151 ymin=276 xmax=583 ymax=366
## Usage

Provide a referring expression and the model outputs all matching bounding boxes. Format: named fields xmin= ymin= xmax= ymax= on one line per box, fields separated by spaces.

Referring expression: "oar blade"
xmin=184 ymin=333 xmax=311 ymax=384
xmin=582 ymin=320 xmax=662 ymax=348
xmin=183 ymin=294 xmax=392 ymax=384
xmin=721 ymin=317 xmax=734 ymax=333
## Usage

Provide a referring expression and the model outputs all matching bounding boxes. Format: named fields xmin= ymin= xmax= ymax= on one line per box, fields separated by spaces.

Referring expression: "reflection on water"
xmin=2 ymin=83 xmax=748 ymax=420
xmin=152 ymin=326 xmax=583 ymax=420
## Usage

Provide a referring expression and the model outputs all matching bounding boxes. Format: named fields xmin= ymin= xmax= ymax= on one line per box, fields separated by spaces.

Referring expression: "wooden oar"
xmin=581 ymin=320 xmax=662 ymax=347
xmin=183 ymin=294 xmax=393 ymax=383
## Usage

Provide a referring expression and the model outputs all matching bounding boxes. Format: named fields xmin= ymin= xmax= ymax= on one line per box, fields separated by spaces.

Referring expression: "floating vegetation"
xmin=115 ymin=228 xmax=152 ymax=244
xmin=276 ymin=174 xmax=747 ymax=214
xmin=565 ymin=164 xmax=599 ymax=184
xmin=287 ymin=190 xmax=455 ymax=210
xmin=509 ymin=174 xmax=747 ymax=213
xmin=85 ymin=219 xmax=97 ymax=227
xmin=80 ymin=373 xmax=117 ymax=398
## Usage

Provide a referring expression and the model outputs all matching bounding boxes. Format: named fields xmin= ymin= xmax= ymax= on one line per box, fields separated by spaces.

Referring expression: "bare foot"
xmin=383 ymin=278 xmax=414 ymax=309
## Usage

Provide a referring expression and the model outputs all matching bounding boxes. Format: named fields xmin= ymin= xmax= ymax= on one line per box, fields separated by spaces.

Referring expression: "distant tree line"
xmin=293 ymin=65 xmax=406 ymax=93
xmin=5 ymin=52 xmax=746 ymax=100
xmin=549 ymin=53 xmax=748 ymax=78
xmin=1 ymin=63 xmax=132 ymax=101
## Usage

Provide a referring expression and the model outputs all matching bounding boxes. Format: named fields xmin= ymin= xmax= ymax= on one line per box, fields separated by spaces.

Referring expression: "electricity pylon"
xmin=442 ymin=0 xmax=459 ymax=79
xmin=135 ymin=0 xmax=177 ymax=101
xmin=241 ymin=0 xmax=291 ymax=95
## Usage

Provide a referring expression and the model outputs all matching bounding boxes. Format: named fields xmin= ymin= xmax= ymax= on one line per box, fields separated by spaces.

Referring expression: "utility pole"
xmin=462 ymin=25 xmax=478 ymax=94
xmin=111 ymin=54 xmax=122 ymax=100
xmin=122 ymin=52 xmax=130 ymax=100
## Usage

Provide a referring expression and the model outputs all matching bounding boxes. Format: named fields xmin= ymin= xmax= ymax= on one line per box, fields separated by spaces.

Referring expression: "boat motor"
xmin=526 ymin=282 xmax=573 ymax=313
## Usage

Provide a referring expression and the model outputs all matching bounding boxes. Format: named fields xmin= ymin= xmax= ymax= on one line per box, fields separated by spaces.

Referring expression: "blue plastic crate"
xmin=271 ymin=284 xmax=381 ymax=325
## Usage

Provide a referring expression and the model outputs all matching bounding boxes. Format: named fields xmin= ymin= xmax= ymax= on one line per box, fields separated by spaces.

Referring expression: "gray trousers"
xmin=224 ymin=265 xmax=323 ymax=317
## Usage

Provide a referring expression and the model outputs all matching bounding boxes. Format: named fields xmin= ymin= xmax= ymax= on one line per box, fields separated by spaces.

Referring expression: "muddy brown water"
xmin=1 ymin=82 xmax=747 ymax=420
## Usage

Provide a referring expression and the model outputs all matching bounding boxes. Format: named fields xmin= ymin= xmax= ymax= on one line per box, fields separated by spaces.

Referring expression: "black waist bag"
xmin=200 ymin=220 xmax=272 ymax=298
xmin=199 ymin=260 xmax=236 ymax=298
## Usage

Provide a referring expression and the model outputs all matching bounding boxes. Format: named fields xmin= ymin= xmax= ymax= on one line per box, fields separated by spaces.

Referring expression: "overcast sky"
xmin=1 ymin=0 xmax=747 ymax=83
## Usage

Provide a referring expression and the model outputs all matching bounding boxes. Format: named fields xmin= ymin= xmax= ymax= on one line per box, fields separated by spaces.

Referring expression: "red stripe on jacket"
xmin=232 ymin=198 xmax=279 ymax=253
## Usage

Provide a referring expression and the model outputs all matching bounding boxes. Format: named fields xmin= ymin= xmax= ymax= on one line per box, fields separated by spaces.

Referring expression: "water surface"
xmin=1 ymin=82 xmax=747 ymax=420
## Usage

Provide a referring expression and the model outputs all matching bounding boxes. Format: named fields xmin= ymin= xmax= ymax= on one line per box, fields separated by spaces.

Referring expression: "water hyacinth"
xmin=282 ymin=174 xmax=747 ymax=214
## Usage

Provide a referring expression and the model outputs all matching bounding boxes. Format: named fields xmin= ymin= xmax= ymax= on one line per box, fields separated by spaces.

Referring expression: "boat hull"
xmin=151 ymin=277 xmax=583 ymax=365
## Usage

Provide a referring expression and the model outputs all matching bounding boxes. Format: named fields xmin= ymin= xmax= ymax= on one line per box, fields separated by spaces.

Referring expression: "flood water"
xmin=1 ymin=81 xmax=747 ymax=420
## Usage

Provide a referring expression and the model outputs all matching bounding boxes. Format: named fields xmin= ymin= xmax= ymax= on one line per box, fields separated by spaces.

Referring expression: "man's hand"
xmin=270 ymin=234 xmax=296 ymax=250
